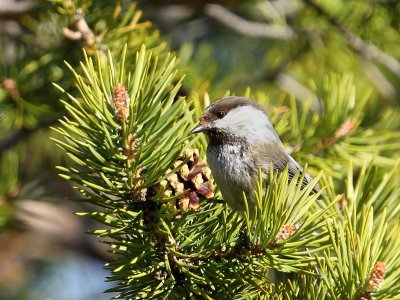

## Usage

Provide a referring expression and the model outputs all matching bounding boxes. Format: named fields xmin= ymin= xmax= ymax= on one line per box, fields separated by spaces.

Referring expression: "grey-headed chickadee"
xmin=192 ymin=96 xmax=319 ymax=211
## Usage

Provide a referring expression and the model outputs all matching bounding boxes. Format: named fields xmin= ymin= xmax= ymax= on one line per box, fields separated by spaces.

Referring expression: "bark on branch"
xmin=204 ymin=3 xmax=296 ymax=40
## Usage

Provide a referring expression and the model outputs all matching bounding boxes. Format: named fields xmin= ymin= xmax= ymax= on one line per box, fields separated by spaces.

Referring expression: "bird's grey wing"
xmin=252 ymin=144 xmax=320 ymax=194
xmin=287 ymin=156 xmax=320 ymax=194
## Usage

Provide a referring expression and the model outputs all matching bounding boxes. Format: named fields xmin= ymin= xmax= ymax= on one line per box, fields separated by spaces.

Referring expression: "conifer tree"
xmin=1 ymin=0 xmax=400 ymax=299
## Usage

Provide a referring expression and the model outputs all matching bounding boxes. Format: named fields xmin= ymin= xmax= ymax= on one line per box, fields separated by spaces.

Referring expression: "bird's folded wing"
xmin=287 ymin=156 xmax=320 ymax=194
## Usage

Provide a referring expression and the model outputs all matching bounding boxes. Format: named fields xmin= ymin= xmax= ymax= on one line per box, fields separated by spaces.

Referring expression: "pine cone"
xmin=111 ymin=83 xmax=130 ymax=122
xmin=153 ymin=148 xmax=214 ymax=213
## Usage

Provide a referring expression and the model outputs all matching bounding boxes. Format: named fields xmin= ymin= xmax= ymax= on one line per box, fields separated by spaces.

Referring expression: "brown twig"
xmin=362 ymin=59 xmax=397 ymax=100
xmin=204 ymin=4 xmax=296 ymax=40
xmin=276 ymin=73 xmax=321 ymax=113
xmin=63 ymin=9 xmax=96 ymax=48
xmin=303 ymin=0 xmax=400 ymax=79
xmin=0 ymin=0 xmax=36 ymax=15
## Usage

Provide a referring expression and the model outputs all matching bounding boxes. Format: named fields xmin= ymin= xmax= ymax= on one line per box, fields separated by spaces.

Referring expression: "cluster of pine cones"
xmin=153 ymin=148 xmax=214 ymax=213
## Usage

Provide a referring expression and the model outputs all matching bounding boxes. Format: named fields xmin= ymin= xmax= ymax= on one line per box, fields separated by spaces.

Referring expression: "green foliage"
xmin=2 ymin=0 xmax=400 ymax=298
xmin=0 ymin=0 xmax=168 ymax=202
xmin=319 ymin=205 xmax=387 ymax=299
xmin=53 ymin=44 xmax=194 ymax=204
xmin=53 ymin=40 xmax=400 ymax=297
xmin=52 ymin=43 xmax=328 ymax=297
xmin=249 ymin=74 xmax=400 ymax=184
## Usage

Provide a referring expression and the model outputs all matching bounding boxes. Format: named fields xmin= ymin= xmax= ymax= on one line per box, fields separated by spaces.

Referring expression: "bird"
xmin=191 ymin=96 xmax=319 ymax=211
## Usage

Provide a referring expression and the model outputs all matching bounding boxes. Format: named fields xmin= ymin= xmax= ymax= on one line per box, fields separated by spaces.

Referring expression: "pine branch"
xmin=49 ymin=3 xmax=400 ymax=299
xmin=54 ymin=46 xmax=334 ymax=295
xmin=303 ymin=0 xmax=400 ymax=81
xmin=204 ymin=4 xmax=296 ymax=40
xmin=268 ymin=74 xmax=400 ymax=178
xmin=313 ymin=163 xmax=400 ymax=299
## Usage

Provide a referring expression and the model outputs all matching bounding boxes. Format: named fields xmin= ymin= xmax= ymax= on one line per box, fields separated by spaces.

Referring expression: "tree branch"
xmin=276 ymin=73 xmax=321 ymax=113
xmin=204 ymin=4 xmax=296 ymax=40
xmin=303 ymin=0 xmax=400 ymax=79
xmin=362 ymin=59 xmax=397 ymax=100
xmin=0 ymin=115 xmax=61 ymax=156
xmin=0 ymin=0 xmax=36 ymax=15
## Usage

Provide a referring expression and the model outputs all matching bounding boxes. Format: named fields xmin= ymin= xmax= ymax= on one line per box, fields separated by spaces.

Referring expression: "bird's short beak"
xmin=191 ymin=124 xmax=206 ymax=134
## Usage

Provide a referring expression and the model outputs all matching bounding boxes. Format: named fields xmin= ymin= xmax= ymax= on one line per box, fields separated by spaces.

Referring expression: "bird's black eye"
xmin=216 ymin=111 xmax=225 ymax=119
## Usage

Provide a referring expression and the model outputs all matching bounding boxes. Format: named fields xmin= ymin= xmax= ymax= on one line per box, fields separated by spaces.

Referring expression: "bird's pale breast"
xmin=207 ymin=143 xmax=256 ymax=210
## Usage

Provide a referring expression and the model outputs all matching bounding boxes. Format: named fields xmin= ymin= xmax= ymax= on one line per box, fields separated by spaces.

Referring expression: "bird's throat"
xmin=207 ymin=129 xmax=247 ymax=146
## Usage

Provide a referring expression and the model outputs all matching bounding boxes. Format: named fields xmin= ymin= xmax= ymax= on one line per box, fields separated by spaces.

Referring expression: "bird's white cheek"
xmin=213 ymin=106 xmax=280 ymax=145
